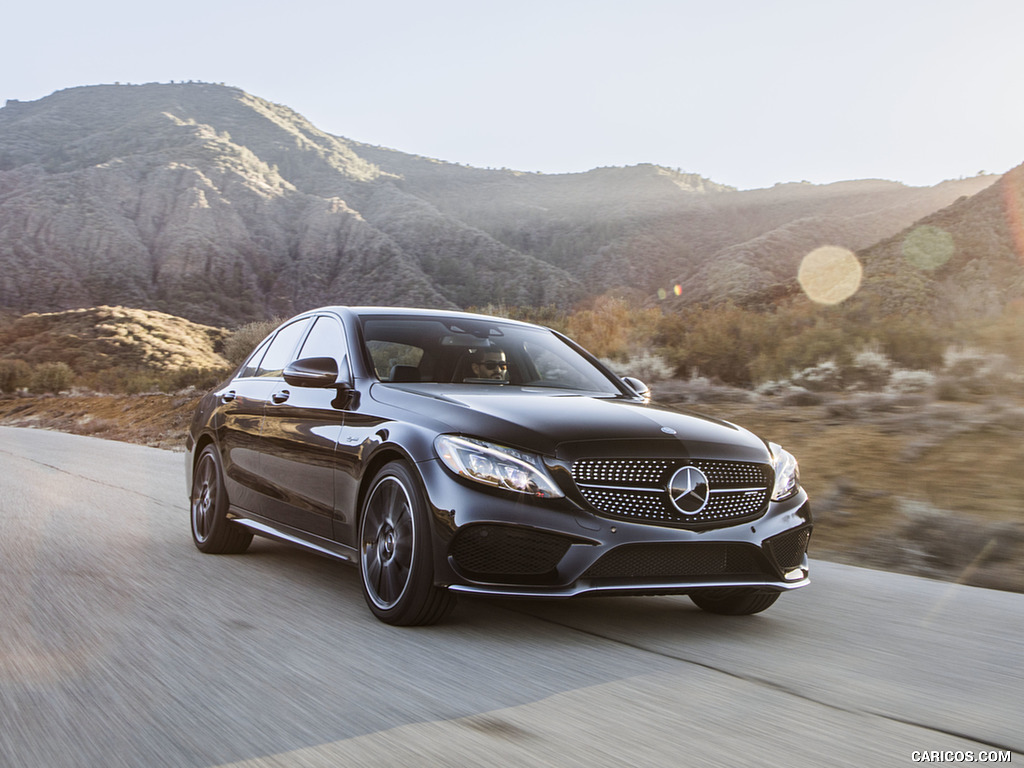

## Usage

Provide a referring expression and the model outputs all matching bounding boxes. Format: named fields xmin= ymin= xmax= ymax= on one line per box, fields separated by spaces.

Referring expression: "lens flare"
xmin=673 ymin=284 xmax=682 ymax=296
xmin=657 ymin=288 xmax=667 ymax=300
xmin=1002 ymin=168 xmax=1024 ymax=267
xmin=798 ymin=246 xmax=863 ymax=305
xmin=902 ymin=225 xmax=955 ymax=271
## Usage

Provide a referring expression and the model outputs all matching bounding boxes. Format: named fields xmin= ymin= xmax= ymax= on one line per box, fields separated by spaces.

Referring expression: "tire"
xmin=190 ymin=445 xmax=253 ymax=554
xmin=690 ymin=588 xmax=780 ymax=615
xmin=359 ymin=461 xmax=455 ymax=626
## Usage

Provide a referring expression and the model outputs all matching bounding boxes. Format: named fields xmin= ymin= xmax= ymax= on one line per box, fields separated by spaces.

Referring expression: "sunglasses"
xmin=479 ymin=360 xmax=508 ymax=370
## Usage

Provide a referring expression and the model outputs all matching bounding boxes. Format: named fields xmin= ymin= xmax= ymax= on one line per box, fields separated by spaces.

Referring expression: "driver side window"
xmin=298 ymin=316 xmax=348 ymax=363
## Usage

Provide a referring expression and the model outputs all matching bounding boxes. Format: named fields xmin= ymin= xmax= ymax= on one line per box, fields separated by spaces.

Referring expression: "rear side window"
xmin=255 ymin=319 xmax=310 ymax=378
xmin=239 ymin=337 xmax=271 ymax=378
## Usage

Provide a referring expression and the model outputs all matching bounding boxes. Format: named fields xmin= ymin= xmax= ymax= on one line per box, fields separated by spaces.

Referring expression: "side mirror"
xmin=622 ymin=376 xmax=650 ymax=402
xmin=283 ymin=357 xmax=341 ymax=388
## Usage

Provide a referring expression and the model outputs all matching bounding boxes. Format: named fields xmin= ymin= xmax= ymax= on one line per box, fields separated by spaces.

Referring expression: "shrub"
xmin=874 ymin=314 xmax=946 ymax=370
xmin=940 ymin=347 xmax=1018 ymax=397
xmin=780 ymin=386 xmax=824 ymax=406
xmin=30 ymin=361 xmax=74 ymax=393
xmin=567 ymin=295 xmax=660 ymax=360
xmin=0 ymin=359 xmax=32 ymax=393
xmin=885 ymin=369 xmax=936 ymax=395
xmin=791 ymin=360 xmax=843 ymax=392
xmin=843 ymin=348 xmax=893 ymax=391
xmin=223 ymin=319 xmax=283 ymax=366
xmin=171 ymin=366 xmax=230 ymax=392
xmin=601 ymin=350 xmax=674 ymax=382
xmin=658 ymin=303 xmax=774 ymax=386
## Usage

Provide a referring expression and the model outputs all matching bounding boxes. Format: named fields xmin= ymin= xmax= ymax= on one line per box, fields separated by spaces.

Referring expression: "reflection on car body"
xmin=187 ymin=307 xmax=811 ymax=625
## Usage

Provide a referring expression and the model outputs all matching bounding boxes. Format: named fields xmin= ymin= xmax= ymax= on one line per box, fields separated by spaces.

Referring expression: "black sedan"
xmin=187 ymin=307 xmax=811 ymax=625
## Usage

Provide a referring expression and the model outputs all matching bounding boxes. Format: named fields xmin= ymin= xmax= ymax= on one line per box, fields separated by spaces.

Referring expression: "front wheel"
xmin=690 ymin=588 xmax=779 ymax=615
xmin=359 ymin=462 xmax=455 ymax=626
xmin=190 ymin=445 xmax=252 ymax=554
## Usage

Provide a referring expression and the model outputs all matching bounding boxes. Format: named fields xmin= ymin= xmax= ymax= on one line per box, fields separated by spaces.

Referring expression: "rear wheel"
xmin=690 ymin=588 xmax=779 ymax=615
xmin=359 ymin=461 xmax=455 ymax=626
xmin=190 ymin=445 xmax=253 ymax=554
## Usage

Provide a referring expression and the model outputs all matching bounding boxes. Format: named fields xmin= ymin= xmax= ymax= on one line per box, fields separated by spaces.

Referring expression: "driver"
xmin=469 ymin=348 xmax=508 ymax=381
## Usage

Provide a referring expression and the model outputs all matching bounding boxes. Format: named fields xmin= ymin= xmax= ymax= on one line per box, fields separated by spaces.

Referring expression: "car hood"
xmin=369 ymin=383 xmax=770 ymax=463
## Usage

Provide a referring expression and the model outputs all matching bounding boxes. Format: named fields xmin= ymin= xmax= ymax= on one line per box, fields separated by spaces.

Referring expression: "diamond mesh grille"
xmin=573 ymin=458 xmax=771 ymax=528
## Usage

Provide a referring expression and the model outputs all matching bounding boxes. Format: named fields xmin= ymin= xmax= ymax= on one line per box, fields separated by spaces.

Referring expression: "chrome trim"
xmin=447 ymin=576 xmax=810 ymax=598
xmin=576 ymin=483 xmax=765 ymax=495
xmin=576 ymin=482 xmax=663 ymax=493
xmin=232 ymin=517 xmax=357 ymax=563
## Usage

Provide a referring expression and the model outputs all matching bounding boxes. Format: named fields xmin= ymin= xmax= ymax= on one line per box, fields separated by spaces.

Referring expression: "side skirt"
xmin=229 ymin=509 xmax=359 ymax=565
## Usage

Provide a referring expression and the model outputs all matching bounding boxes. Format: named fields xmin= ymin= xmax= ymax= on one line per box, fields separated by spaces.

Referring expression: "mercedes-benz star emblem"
xmin=667 ymin=466 xmax=710 ymax=514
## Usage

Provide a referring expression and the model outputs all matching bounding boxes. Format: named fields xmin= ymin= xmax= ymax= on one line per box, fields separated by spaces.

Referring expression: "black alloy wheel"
xmin=690 ymin=588 xmax=780 ymax=615
xmin=190 ymin=445 xmax=253 ymax=554
xmin=359 ymin=461 xmax=455 ymax=626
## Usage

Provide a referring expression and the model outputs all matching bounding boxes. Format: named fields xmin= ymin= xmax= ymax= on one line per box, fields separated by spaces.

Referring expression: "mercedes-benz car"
xmin=187 ymin=307 xmax=811 ymax=625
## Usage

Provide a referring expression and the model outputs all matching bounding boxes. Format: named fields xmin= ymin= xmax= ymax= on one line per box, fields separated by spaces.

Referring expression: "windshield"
xmin=359 ymin=316 xmax=623 ymax=395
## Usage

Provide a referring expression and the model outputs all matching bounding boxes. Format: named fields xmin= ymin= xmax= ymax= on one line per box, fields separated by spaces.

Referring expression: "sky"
xmin=3 ymin=0 xmax=1023 ymax=190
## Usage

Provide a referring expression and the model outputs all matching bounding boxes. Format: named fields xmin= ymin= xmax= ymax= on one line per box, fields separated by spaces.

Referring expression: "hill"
xmin=853 ymin=163 xmax=1024 ymax=319
xmin=0 ymin=82 xmax=1005 ymax=325
xmin=0 ymin=305 xmax=229 ymax=389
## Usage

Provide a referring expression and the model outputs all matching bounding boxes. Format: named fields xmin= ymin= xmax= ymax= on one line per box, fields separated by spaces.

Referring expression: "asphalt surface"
xmin=1 ymin=425 xmax=1021 ymax=767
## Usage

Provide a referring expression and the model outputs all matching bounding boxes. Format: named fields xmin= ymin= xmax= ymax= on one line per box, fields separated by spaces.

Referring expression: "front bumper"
xmin=416 ymin=458 xmax=812 ymax=598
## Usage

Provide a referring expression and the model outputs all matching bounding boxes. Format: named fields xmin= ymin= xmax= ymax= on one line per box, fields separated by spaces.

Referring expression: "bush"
xmin=791 ymin=360 xmax=843 ymax=392
xmin=567 ymin=295 xmax=660 ymax=360
xmin=843 ymin=348 xmax=893 ymax=391
xmin=171 ymin=366 xmax=230 ymax=392
xmin=931 ymin=347 xmax=1021 ymax=400
xmin=0 ymin=359 xmax=32 ymax=393
xmin=658 ymin=303 xmax=774 ymax=386
xmin=30 ymin=361 xmax=74 ymax=393
xmin=223 ymin=319 xmax=283 ymax=366
xmin=600 ymin=350 xmax=674 ymax=382
xmin=885 ymin=369 xmax=936 ymax=395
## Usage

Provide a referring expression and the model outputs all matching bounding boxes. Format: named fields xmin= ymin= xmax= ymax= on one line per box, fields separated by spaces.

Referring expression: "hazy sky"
xmin=3 ymin=0 xmax=1023 ymax=190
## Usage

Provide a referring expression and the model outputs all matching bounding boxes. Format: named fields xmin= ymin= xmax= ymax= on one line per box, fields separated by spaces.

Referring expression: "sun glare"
xmin=798 ymin=246 xmax=863 ymax=305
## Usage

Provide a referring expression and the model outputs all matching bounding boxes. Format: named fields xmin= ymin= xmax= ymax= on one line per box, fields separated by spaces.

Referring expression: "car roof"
xmin=311 ymin=306 xmax=544 ymax=329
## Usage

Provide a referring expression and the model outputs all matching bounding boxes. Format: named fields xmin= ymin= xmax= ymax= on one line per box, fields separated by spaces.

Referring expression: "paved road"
xmin=1 ymin=426 xmax=1021 ymax=767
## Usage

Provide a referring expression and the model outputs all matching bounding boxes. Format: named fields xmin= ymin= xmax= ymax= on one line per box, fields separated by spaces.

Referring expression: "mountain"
xmin=0 ymin=84 xmax=576 ymax=324
xmin=0 ymin=83 xmax=1008 ymax=325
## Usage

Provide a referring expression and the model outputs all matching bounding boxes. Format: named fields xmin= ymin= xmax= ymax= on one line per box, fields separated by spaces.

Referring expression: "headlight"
xmin=769 ymin=442 xmax=800 ymax=501
xmin=434 ymin=435 xmax=564 ymax=498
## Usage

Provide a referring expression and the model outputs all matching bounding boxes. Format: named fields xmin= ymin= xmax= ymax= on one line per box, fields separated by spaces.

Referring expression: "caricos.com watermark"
xmin=911 ymin=751 xmax=1012 ymax=763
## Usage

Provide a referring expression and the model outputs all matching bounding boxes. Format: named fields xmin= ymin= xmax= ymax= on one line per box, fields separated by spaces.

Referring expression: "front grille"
xmin=449 ymin=525 xmax=572 ymax=581
xmin=573 ymin=458 xmax=771 ymax=528
xmin=582 ymin=542 xmax=767 ymax=580
xmin=766 ymin=526 xmax=812 ymax=570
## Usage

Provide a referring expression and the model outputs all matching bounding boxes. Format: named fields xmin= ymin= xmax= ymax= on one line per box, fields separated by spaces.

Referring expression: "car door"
xmin=218 ymin=331 xmax=298 ymax=513
xmin=257 ymin=315 xmax=347 ymax=539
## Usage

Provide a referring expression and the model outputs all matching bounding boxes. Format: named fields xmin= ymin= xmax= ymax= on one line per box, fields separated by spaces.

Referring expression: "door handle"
xmin=221 ymin=390 xmax=237 ymax=403
xmin=270 ymin=390 xmax=290 ymax=404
